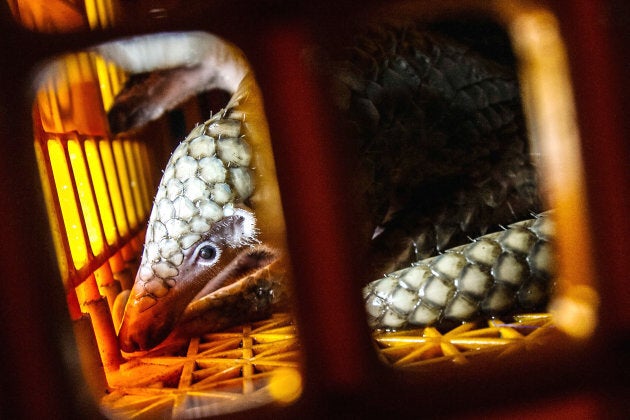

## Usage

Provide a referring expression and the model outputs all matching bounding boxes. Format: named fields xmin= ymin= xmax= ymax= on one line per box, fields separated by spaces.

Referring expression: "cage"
xmin=0 ymin=0 xmax=628 ymax=419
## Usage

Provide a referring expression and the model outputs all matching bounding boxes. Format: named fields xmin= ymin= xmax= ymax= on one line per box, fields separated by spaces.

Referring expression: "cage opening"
xmin=324 ymin=3 xmax=599 ymax=367
xmin=31 ymin=28 xmax=303 ymax=417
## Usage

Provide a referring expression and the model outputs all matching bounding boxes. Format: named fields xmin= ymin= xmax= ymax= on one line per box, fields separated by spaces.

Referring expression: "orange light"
xmin=48 ymin=138 xmax=89 ymax=270
xmin=268 ymin=367 xmax=303 ymax=405
xmin=49 ymin=67 xmax=71 ymax=131
xmin=84 ymin=0 xmax=116 ymax=30
xmin=122 ymin=140 xmax=146 ymax=223
xmin=99 ymin=140 xmax=130 ymax=238
xmin=84 ymin=139 xmax=119 ymax=246
xmin=84 ymin=0 xmax=99 ymax=30
xmin=550 ymin=285 xmax=599 ymax=339
xmin=112 ymin=139 xmax=138 ymax=229
xmin=35 ymin=79 xmax=63 ymax=132
xmin=94 ymin=55 xmax=115 ymax=111
xmin=34 ymin=139 xmax=70 ymax=284
xmin=7 ymin=0 xmax=87 ymax=32
xmin=95 ymin=0 xmax=114 ymax=28
xmin=511 ymin=10 xmax=599 ymax=339
xmin=68 ymin=138 xmax=105 ymax=256
xmin=132 ymin=141 xmax=153 ymax=216
xmin=36 ymin=53 xmax=108 ymax=135
xmin=109 ymin=61 xmax=127 ymax=100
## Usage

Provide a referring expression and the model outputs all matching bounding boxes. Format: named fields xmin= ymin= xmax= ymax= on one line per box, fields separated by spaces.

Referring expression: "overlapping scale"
xmin=137 ymin=109 xmax=255 ymax=292
xmin=363 ymin=212 xmax=555 ymax=330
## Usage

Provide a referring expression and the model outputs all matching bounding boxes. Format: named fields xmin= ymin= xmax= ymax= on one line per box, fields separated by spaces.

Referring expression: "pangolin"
xmin=96 ymin=23 xmax=553 ymax=351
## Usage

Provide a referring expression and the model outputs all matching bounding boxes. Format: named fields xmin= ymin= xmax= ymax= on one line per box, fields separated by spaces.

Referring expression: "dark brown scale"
xmin=329 ymin=24 xmax=541 ymax=276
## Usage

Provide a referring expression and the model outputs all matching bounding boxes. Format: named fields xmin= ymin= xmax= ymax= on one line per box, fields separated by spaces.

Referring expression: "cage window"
xmin=32 ymin=29 xmax=302 ymax=418
xmin=325 ymin=1 xmax=599 ymax=370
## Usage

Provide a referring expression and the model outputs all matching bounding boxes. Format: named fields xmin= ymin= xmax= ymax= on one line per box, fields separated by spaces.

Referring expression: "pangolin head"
xmin=118 ymin=109 xmax=270 ymax=352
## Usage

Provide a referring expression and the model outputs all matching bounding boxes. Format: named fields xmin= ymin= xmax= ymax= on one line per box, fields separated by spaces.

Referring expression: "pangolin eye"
xmin=198 ymin=245 xmax=217 ymax=260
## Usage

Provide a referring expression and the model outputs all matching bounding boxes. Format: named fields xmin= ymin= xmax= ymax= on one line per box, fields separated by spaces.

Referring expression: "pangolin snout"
xmin=117 ymin=288 xmax=180 ymax=352
xmin=118 ymin=245 xmax=280 ymax=352
xmin=118 ymin=315 xmax=176 ymax=352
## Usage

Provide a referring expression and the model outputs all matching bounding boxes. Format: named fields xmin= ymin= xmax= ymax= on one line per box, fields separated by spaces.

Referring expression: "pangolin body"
xmin=102 ymin=23 xmax=551 ymax=351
